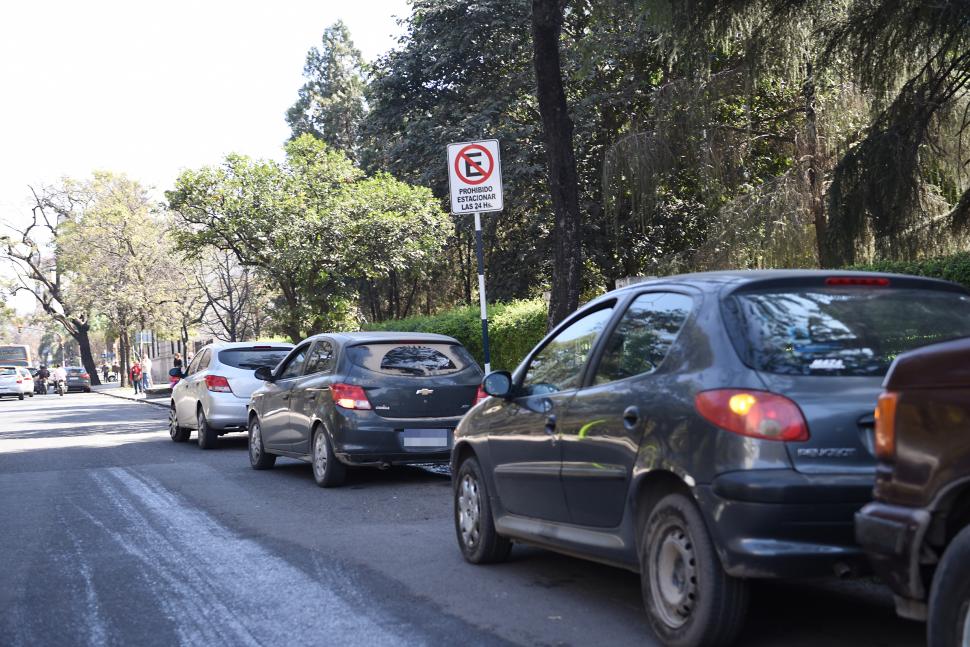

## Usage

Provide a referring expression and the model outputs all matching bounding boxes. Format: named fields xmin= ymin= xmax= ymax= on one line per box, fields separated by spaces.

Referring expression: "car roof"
xmin=305 ymin=331 xmax=462 ymax=346
xmin=585 ymin=269 xmax=968 ymax=307
xmin=199 ymin=340 xmax=294 ymax=352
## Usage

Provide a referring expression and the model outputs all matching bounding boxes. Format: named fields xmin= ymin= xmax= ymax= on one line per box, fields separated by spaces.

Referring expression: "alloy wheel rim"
xmin=650 ymin=523 xmax=698 ymax=629
xmin=458 ymin=473 xmax=481 ymax=547
xmin=314 ymin=433 xmax=327 ymax=478
xmin=169 ymin=409 xmax=178 ymax=439
xmin=250 ymin=422 xmax=261 ymax=462
xmin=198 ymin=413 xmax=205 ymax=442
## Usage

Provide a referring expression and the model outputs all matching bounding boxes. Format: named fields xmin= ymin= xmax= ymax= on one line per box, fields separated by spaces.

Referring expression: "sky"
xmin=0 ymin=0 xmax=410 ymax=313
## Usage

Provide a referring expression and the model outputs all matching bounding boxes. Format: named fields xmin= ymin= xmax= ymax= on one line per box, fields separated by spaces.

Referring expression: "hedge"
xmin=364 ymin=299 xmax=547 ymax=372
xmin=851 ymin=252 xmax=970 ymax=290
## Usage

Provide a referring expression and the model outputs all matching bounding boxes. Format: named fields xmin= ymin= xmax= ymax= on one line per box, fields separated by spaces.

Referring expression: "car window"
xmin=197 ymin=350 xmax=211 ymax=372
xmin=278 ymin=344 xmax=310 ymax=380
xmin=593 ymin=293 xmax=693 ymax=384
xmin=347 ymin=342 xmax=476 ymax=377
xmin=522 ymin=306 xmax=614 ymax=394
xmin=0 ymin=367 xmax=18 ymax=376
xmin=725 ymin=286 xmax=970 ymax=376
xmin=305 ymin=341 xmax=335 ymax=375
xmin=218 ymin=347 xmax=292 ymax=371
xmin=185 ymin=353 xmax=203 ymax=375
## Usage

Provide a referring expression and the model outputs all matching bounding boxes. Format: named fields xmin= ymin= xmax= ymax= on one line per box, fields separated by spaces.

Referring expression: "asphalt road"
xmin=0 ymin=392 xmax=925 ymax=646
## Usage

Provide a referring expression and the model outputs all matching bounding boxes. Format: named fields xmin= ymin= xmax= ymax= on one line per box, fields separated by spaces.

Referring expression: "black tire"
xmin=196 ymin=408 xmax=217 ymax=449
xmin=311 ymin=426 xmax=346 ymax=487
xmin=454 ymin=456 xmax=511 ymax=564
xmin=169 ymin=404 xmax=190 ymax=442
xmin=248 ymin=417 xmax=276 ymax=470
xmin=640 ymin=492 xmax=749 ymax=647
xmin=28 ymin=392 xmax=33 ymax=398
xmin=928 ymin=525 xmax=970 ymax=647
xmin=18 ymin=393 xmax=24 ymax=400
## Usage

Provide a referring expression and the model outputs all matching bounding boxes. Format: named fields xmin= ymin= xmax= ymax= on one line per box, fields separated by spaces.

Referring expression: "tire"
xmin=18 ymin=393 xmax=24 ymax=400
xmin=196 ymin=408 xmax=217 ymax=449
xmin=311 ymin=427 xmax=346 ymax=488
xmin=169 ymin=404 xmax=190 ymax=442
xmin=248 ymin=417 xmax=276 ymax=470
xmin=453 ymin=456 xmax=512 ymax=564
xmin=640 ymin=492 xmax=749 ymax=647
xmin=928 ymin=525 xmax=970 ymax=647
xmin=28 ymin=392 xmax=33 ymax=398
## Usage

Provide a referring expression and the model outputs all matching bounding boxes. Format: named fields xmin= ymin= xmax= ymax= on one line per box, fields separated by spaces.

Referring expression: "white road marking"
xmin=81 ymin=467 xmax=417 ymax=647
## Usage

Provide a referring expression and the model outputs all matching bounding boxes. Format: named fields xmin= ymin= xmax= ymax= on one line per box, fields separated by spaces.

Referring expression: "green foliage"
xmin=287 ymin=21 xmax=367 ymax=157
xmin=365 ymin=299 xmax=548 ymax=372
xmin=851 ymin=253 xmax=970 ymax=290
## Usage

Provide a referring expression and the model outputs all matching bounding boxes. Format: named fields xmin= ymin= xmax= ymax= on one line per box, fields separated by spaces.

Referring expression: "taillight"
xmin=331 ymin=383 xmax=371 ymax=410
xmin=874 ymin=392 xmax=898 ymax=460
xmin=205 ymin=375 xmax=233 ymax=393
xmin=80 ymin=373 xmax=89 ymax=379
xmin=15 ymin=378 xmax=22 ymax=384
xmin=825 ymin=277 xmax=890 ymax=287
xmin=695 ymin=389 xmax=809 ymax=441
xmin=475 ymin=386 xmax=488 ymax=405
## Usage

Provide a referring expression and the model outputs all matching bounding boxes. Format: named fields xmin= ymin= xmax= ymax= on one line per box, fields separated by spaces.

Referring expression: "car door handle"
xmin=623 ymin=406 xmax=641 ymax=430
xmin=544 ymin=414 xmax=557 ymax=435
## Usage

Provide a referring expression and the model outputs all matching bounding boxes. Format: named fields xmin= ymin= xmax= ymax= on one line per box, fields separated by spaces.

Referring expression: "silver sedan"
xmin=169 ymin=342 xmax=293 ymax=449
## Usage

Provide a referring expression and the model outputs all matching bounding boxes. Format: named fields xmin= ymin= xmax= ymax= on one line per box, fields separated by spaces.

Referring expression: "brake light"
xmin=825 ymin=277 xmax=890 ymax=287
xmin=874 ymin=392 xmax=898 ymax=460
xmin=695 ymin=389 xmax=809 ymax=441
xmin=205 ymin=375 xmax=233 ymax=393
xmin=80 ymin=373 xmax=89 ymax=379
xmin=15 ymin=378 xmax=22 ymax=384
xmin=475 ymin=385 xmax=488 ymax=405
xmin=331 ymin=383 xmax=371 ymax=410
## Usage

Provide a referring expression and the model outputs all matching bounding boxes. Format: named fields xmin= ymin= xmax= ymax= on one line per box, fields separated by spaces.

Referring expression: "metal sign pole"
xmin=474 ymin=212 xmax=491 ymax=373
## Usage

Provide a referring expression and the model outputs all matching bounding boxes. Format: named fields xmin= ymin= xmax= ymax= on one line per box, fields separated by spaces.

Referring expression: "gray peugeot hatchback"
xmin=451 ymin=270 xmax=970 ymax=647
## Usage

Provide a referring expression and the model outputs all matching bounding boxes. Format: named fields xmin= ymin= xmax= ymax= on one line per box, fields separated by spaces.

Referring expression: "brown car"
xmin=855 ymin=336 xmax=970 ymax=647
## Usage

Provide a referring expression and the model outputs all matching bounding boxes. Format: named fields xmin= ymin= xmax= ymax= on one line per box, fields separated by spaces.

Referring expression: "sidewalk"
xmin=93 ymin=383 xmax=171 ymax=409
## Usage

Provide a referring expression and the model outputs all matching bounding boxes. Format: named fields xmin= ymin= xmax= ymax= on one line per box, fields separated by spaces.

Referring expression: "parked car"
xmin=0 ymin=366 xmax=34 ymax=400
xmin=65 ymin=366 xmax=92 ymax=393
xmin=169 ymin=342 xmax=294 ymax=449
xmin=855 ymin=336 xmax=970 ymax=647
xmin=451 ymin=270 xmax=970 ymax=647
xmin=247 ymin=332 xmax=484 ymax=487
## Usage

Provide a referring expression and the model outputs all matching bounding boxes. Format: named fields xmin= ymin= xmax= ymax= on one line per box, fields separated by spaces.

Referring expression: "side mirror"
xmin=482 ymin=371 xmax=513 ymax=399
xmin=254 ymin=366 xmax=275 ymax=382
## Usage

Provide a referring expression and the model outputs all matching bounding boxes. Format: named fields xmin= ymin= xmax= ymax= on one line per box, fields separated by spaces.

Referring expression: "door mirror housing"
xmin=482 ymin=371 xmax=513 ymax=398
xmin=254 ymin=366 xmax=275 ymax=382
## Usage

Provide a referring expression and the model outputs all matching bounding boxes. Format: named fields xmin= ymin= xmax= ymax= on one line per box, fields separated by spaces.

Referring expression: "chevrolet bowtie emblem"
xmin=416 ymin=388 xmax=434 ymax=396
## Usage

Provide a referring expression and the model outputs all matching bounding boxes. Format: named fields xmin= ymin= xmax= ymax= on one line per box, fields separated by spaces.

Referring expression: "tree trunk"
xmin=120 ymin=332 xmax=130 ymax=388
xmin=532 ymin=0 xmax=582 ymax=329
xmin=803 ymin=62 xmax=827 ymax=267
xmin=76 ymin=326 xmax=101 ymax=386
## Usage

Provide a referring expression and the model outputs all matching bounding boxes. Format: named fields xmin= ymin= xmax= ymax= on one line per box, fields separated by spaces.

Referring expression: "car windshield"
xmin=218 ymin=348 xmax=291 ymax=371
xmin=725 ymin=287 xmax=970 ymax=376
xmin=347 ymin=343 xmax=476 ymax=376
xmin=0 ymin=367 xmax=16 ymax=376
xmin=67 ymin=368 xmax=84 ymax=374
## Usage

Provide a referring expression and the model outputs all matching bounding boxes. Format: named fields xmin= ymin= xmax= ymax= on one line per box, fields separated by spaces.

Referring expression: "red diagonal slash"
xmin=459 ymin=151 xmax=488 ymax=178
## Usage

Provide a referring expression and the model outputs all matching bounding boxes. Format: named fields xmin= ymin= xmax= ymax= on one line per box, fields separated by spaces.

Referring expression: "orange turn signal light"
xmin=874 ymin=392 xmax=898 ymax=460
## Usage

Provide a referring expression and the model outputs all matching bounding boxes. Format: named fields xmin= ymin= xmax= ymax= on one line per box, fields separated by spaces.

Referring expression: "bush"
xmin=851 ymin=252 xmax=970 ymax=290
xmin=364 ymin=299 xmax=547 ymax=371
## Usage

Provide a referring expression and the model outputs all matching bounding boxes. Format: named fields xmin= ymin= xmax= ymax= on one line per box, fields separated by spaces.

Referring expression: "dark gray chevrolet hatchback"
xmin=451 ymin=270 xmax=970 ymax=647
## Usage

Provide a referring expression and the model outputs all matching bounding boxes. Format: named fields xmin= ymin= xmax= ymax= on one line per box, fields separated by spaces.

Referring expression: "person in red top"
xmin=130 ymin=359 xmax=143 ymax=394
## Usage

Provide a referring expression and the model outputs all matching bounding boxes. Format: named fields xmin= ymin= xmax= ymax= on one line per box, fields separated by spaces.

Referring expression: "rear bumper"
xmin=331 ymin=412 xmax=461 ymax=465
xmin=854 ymin=502 xmax=932 ymax=610
xmin=695 ymin=469 xmax=874 ymax=579
xmin=205 ymin=394 xmax=250 ymax=432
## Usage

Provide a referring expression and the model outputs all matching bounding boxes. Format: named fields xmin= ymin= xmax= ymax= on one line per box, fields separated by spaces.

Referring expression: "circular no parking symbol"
xmin=454 ymin=144 xmax=494 ymax=186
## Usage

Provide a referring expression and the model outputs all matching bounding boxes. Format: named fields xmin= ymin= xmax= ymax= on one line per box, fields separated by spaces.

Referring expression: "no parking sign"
xmin=447 ymin=139 xmax=504 ymax=215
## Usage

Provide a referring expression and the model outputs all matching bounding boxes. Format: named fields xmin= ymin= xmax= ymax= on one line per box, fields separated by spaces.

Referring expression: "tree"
xmin=286 ymin=21 xmax=368 ymax=157
xmin=1 ymin=182 xmax=101 ymax=383
xmin=532 ymin=0 xmax=582 ymax=327
xmin=193 ymin=248 xmax=271 ymax=342
xmin=168 ymin=135 xmax=453 ymax=341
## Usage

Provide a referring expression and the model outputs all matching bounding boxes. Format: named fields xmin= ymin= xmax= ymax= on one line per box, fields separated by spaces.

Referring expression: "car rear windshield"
xmin=0 ymin=367 xmax=16 ymax=376
xmin=67 ymin=367 xmax=84 ymax=373
xmin=347 ymin=343 xmax=477 ymax=377
xmin=218 ymin=348 xmax=291 ymax=370
xmin=725 ymin=286 xmax=970 ymax=376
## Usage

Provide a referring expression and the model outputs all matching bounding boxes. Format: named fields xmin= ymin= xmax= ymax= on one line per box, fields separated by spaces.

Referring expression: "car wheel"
xmin=169 ymin=404 xmax=190 ymax=442
xmin=248 ymin=417 xmax=276 ymax=470
xmin=641 ymin=492 xmax=749 ymax=647
xmin=928 ymin=525 xmax=970 ymax=647
xmin=28 ymin=392 xmax=33 ymax=398
xmin=311 ymin=427 xmax=345 ymax=488
xmin=197 ymin=408 xmax=217 ymax=449
xmin=454 ymin=456 xmax=511 ymax=564
xmin=18 ymin=393 xmax=24 ymax=400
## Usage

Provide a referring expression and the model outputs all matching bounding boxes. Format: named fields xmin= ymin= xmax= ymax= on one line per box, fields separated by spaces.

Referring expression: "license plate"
xmin=401 ymin=429 xmax=451 ymax=448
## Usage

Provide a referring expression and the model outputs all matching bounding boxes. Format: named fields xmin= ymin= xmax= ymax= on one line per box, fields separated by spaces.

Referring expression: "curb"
xmin=95 ymin=389 xmax=169 ymax=409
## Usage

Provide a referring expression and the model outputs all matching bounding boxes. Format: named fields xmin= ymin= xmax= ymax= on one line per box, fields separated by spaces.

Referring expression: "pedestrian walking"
xmin=101 ymin=362 xmax=109 ymax=383
xmin=141 ymin=354 xmax=153 ymax=391
xmin=130 ymin=359 xmax=143 ymax=394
